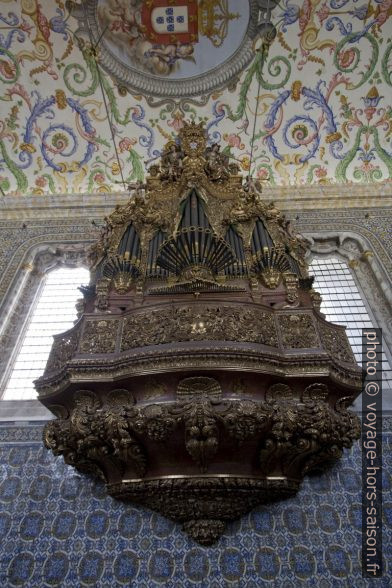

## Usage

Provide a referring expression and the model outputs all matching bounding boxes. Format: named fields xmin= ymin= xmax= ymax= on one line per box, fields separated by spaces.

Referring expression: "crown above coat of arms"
xmin=199 ymin=0 xmax=240 ymax=47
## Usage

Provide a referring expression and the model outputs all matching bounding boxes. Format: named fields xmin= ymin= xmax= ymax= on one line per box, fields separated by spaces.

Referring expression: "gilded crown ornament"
xmin=36 ymin=123 xmax=362 ymax=545
xmin=198 ymin=0 xmax=240 ymax=47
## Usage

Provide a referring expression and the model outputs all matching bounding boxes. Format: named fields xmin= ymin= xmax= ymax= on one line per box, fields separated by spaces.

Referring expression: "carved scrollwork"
xmin=260 ymin=382 xmax=360 ymax=478
xmin=278 ymin=314 xmax=319 ymax=348
xmin=317 ymin=319 xmax=356 ymax=363
xmin=222 ymin=399 xmax=270 ymax=443
xmin=43 ymin=378 xmax=360 ymax=544
xmin=44 ymin=389 xmax=146 ymax=479
xmin=108 ymin=477 xmax=299 ymax=545
xmin=80 ymin=319 xmax=119 ymax=354
xmin=302 ymin=383 xmax=329 ymax=402
xmin=132 ymin=378 xmax=274 ymax=472
xmin=121 ymin=306 xmax=278 ymax=351
xmin=335 ymin=396 xmax=361 ymax=447
xmin=44 ymin=323 xmax=81 ymax=375
xmin=133 ymin=404 xmax=178 ymax=442
xmin=38 ymin=123 xmax=363 ymax=545
xmin=103 ymin=407 xmax=147 ymax=477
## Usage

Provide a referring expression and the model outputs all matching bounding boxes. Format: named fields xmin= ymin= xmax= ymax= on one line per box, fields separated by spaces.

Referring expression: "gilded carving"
xmin=278 ymin=314 xmax=319 ymax=348
xmin=84 ymin=122 xmax=313 ymax=286
xmin=44 ymin=324 xmax=81 ymax=375
xmin=310 ymin=288 xmax=322 ymax=310
xmin=317 ymin=319 xmax=356 ymax=363
xmin=283 ymin=273 xmax=299 ymax=304
xmin=95 ymin=278 xmax=110 ymax=311
xmin=43 ymin=375 xmax=361 ymax=543
xmin=121 ymin=306 xmax=278 ymax=351
xmin=159 ymin=142 xmax=184 ymax=183
xmin=80 ymin=319 xmax=118 ymax=354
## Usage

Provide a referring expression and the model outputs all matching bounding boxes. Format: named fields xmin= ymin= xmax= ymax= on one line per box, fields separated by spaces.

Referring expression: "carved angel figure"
xmin=100 ymin=216 xmax=113 ymax=247
xmin=160 ymin=143 xmax=184 ymax=182
xmin=204 ymin=143 xmax=230 ymax=182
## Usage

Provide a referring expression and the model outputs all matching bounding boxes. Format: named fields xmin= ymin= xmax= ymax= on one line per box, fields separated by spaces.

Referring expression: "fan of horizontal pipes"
xmin=156 ymin=226 xmax=237 ymax=277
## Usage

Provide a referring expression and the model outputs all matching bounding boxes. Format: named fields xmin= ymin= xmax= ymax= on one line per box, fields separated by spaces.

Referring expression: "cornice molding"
xmin=0 ymin=184 xmax=391 ymax=220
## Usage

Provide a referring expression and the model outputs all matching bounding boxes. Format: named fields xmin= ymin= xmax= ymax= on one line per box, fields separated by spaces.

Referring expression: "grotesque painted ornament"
xmin=37 ymin=123 xmax=361 ymax=545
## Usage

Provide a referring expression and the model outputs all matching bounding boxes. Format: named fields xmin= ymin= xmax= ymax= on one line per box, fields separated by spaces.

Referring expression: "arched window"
xmin=2 ymin=266 xmax=89 ymax=400
xmin=310 ymin=256 xmax=392 ymax=391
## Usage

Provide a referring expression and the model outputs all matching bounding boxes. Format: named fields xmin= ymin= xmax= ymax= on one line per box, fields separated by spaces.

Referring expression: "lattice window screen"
xmin=310 ymin=256 xmax=392 ymax=390
xmin=2 ymin=267 xmax=89 ymax=400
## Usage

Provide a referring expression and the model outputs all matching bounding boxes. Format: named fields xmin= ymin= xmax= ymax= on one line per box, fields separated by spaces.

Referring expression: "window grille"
xmin=2 ymin=267 xmax=89 ymax=400
xmin=310 ymin=256 xmax=392 ymax=390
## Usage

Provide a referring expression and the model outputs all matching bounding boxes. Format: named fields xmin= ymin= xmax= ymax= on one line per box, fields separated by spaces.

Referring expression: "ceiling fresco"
xmin=90 ymin=0 xmax=254 ymax=93
xmin=0 ymin=0 xmax=391 ymax=197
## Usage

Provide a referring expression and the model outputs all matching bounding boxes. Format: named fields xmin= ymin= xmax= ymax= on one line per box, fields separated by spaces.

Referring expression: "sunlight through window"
xmin=310 ymin=256 xmax=392 ymax=390
xmin=2 ymin=267 xmax=89 ymax=400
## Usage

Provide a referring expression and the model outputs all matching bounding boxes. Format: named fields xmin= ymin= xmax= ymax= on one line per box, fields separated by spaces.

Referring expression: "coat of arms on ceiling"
xmin=71 ymin=0 xmax=262 ymax=99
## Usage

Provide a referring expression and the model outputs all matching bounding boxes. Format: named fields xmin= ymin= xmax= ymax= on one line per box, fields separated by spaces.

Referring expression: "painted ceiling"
xmin=0 ymin=0 xmax=391 ymax=197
